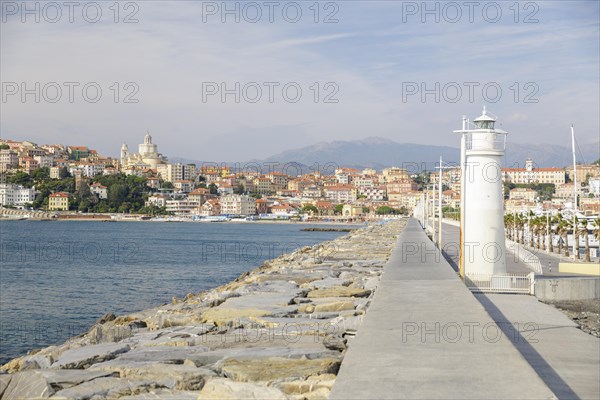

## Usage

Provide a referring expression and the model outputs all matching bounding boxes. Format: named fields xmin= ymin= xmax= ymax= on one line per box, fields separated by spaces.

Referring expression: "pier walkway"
xmin=331 ymin=218 xmax=559 ymax=399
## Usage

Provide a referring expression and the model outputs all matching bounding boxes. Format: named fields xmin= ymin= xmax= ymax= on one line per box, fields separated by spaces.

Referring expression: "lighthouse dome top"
xmin=473 ymin=106 xmax=496 ymax=129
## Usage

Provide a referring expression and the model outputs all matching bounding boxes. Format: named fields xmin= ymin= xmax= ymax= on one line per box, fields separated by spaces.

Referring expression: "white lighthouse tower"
xmin=454 ymin=107 xmax=508 ymax=276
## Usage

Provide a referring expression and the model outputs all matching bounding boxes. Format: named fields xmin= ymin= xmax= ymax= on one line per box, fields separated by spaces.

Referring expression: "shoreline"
xmin=0 ymin=219 xmax=407 ymax=399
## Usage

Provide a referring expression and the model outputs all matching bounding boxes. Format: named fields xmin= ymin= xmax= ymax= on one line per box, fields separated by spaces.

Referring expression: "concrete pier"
xmin=330 ymin=218 xmax=556 ymax=399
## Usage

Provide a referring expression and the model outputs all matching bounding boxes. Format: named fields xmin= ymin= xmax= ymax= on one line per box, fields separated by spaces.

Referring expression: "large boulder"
xmin=51 ymin=343 xmax=131 ymax=369
xmin=197 ymin=378 xmax=288 ymax=399
xmin=307 ymin=287 xmax=371 ymax=299
xmin=220 ymin=357 xmax=340 ymax=382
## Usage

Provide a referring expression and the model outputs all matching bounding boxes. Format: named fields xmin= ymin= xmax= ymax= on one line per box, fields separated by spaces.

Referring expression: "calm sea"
xmin=0 ymin=220 xmax=350 ymax=364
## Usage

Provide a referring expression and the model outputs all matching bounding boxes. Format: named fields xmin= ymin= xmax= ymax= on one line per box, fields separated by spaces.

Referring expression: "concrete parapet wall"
xmin=559 ymin=262 xmax=600 ymax=276
xmin=535 ymin=277 xmax=600 ymax=301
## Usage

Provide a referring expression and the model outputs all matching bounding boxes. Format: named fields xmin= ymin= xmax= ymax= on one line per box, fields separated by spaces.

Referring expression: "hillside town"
xmin=1 ymin=134 xmax=599 ymax=221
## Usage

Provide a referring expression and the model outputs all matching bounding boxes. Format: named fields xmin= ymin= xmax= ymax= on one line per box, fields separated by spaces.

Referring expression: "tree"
xmin=234 ymin=183 xmax=245 ymax=195
xmin=8 ymin=171 xmax=33 ymax=187
xmin=208 ymin=183 xmax=218 ymax=195
xmin=0 ymin=144 xmax=9 ymax=150
xmin=556 ymin=214 xmax=571 ymax=257
xmin=334 ymin=204 xmax=344 ymax=215
xmin=59 ymin=167 xmax=71 ymax=179
xmin=302 ymin=205 xmax=318 ymax=214
xmin=162 ymin=181 xmax=174 ymax=189
xmin=30 ymin=167 xmax=50 ymax=183
xmin=376 ymin=206 xmax=398 ymax=215
xmin=577 ymin=218 xmax=591 ymax=262
xmin=109 ymin=184 xmax=128 ymax=208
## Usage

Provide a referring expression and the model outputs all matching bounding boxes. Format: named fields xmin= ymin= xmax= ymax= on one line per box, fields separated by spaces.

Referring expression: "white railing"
xmin=465 ymin=272 xmax=535 ymax=295
xmin=464 ymin=132 xmax=506 ymax=152
xmin=505 ymin=239 xmax=543 ymax=274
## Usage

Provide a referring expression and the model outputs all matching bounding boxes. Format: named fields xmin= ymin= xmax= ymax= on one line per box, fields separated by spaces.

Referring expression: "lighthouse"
xmin=454 ymin=107 xmax=507 ymax=276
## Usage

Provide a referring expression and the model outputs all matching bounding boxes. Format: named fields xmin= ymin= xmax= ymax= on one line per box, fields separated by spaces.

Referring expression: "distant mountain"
xmin=504 ymin=142 xmax=599 ymax=169
xmin=259 ymin=137 xmax=599 ymax=171
xmin=260 ymin=137 xmax=460 ymax=171
xmin=171 ymin=137 xmax=599 ymax=173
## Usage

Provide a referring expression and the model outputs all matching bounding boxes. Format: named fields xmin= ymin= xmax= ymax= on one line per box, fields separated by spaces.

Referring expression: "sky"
xmin=1 ymin=0 xmax=599 ymax=161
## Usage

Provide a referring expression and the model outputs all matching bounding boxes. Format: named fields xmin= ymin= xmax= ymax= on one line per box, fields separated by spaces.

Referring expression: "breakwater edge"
xmin=0 ymin=219 xmax=407 ymax=399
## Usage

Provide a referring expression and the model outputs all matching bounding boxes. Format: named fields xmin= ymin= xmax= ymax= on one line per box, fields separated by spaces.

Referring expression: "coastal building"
xmin=324 ymin=185 xmax=357 ymax=203
xmin=0 ymin=149 xmax=19 ymax=172
xmin=49 ymin=166 xmax=62 ymax=179
xmin=342 ymin=204 xmax=364 ymax=217
xmin=253 ymin=177 xmax=275 ymax=194
xmin=509 ymin=187 xmax=537 ymax=202
xmin=103 ymin=166 xmax=118 ymax=176
xmin=217 ymin=183 xmax=234 ymax=196
xmin=381 ymin=167 xmax=410 ymax=183
xmin=266 ymin=172 xmax=290 ymax=190
xmin=359 ymin=186 xmax=386 ymax=201
xmin=90 ymin=183 xmax=108 ymax=200
xmin=352 ymin=175 xmax=376 ymax=188
xmin=554 ymin=182 xmax=583 ymax=199
xmin=219 ymin=194 xmax=256 ymax=216
xmin=255 ymin=198 xmax=269 ymax=214
xmin=19 ymin=157 xmax=39 ymax=174
xmin=48 ymin=192 xmax=70 ymax=211
xmin=0 ymin=183 xmax=36 ymax=207
xmin=335 ymin=168 xmax=359 ymax=184
xmin=288 ymin=178 xmax=312 ymax=192
xmin=33 ymin=155 xmax=54 ymax=169
xmin=173 ymin=180 xmax=193 ymax=193
xmin=67 ymin=146 xmax=89 ymax=161
xmin=504 ymin=199 xmax=536 ymax=214
xmin=386 ymin=179 xmax=418 ymax=194
xmin=589 ymin=177 xmax=600 ymax=197
xmin=580 ymin=197 xmax=600 ymax=215
xmin=146 ymin=194 xmax=169 ymax=208
xmin=502 ymin=158 xmax=565 ymax=185
xmin=565 ymin=163 xmax=600 ymax=184
xmin=188 ymin=188 xmax=212 ymax=205
xmin=200 ymin=198 xmax=221 ymax=216
xmin=120 ymin=133 xmax=168 ymax=170
xmin=302 ymin=186 xmax=323 ymax=199
xmin=271 ymin=204 xmax=298 ymax=216
xmin=165 ymin=199 xmax=199 ymax=215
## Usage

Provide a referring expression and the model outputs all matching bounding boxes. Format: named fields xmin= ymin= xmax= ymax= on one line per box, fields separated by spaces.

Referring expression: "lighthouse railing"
xmin=464 ymin=133 xmax=507 ymax=152
xmin=465 ymin=272 xmax=535 ymax=295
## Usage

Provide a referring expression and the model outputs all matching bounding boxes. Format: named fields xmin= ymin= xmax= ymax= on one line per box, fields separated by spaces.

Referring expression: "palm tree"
xmin=535 ymin=216 xmax=544 ymax=250
xmin=578 ymin=218 xmax=591 ymax=262
xmin=504 ymin=214 xmax=516 ymax=241
xmin=592 ymin=217 xmax=600 ymax=247
xmin=573 ymin=216 xmax=580 ymax=260
xmin=527 ymin=212 xmax=536 ymax=248
xmin=548 ymin=223 xmax=554 ymax=253
xmin=557 ymin=215 xmax=571 ymax=257
xmin=513 ymin=213 xmax=524 ymax=245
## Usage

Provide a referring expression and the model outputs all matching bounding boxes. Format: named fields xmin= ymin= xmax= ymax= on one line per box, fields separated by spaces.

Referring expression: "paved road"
xmin=330 ymin=219 xmax=555 ymax=399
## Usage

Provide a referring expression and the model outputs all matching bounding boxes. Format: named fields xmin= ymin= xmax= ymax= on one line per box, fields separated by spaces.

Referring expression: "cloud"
xmin=1 ymin=1 xmax=598 ymax=161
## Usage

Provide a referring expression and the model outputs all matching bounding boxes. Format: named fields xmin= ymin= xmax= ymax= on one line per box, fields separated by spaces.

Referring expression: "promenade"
xmin=331 ymin=218 xmax=599 ymax=399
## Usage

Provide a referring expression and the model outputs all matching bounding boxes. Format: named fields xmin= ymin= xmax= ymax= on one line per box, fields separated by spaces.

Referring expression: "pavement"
xmin=476 ymin=293 xmax=600 ymax=399
xmin=330 ymin=218 xmax=556 ymax=399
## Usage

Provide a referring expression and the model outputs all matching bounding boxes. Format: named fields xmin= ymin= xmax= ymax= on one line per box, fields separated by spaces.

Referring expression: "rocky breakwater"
xmin=0 ymin=219 xmax=406 ymax=400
